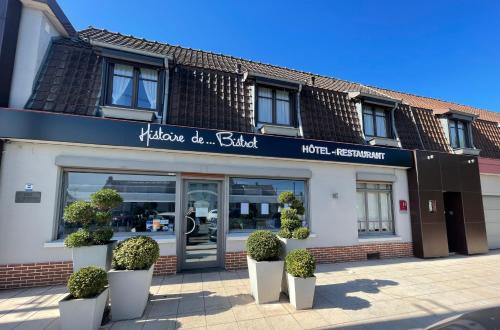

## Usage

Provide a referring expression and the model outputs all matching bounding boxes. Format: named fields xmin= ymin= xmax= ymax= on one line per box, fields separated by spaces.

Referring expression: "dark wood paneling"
xmin=419 ymin=190 xmax=445 ymax=224
xmin=459 ymin=157 xmax=482 ymax=192
xmin=415 ymin=151 xmax=442 ymax=190
xmin=462 ymin=192 xmax=485 ymax=222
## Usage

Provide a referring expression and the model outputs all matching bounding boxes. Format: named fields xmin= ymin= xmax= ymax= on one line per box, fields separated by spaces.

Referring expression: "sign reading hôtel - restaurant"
xmin=0 ymin=108 xmax=413 ymax=167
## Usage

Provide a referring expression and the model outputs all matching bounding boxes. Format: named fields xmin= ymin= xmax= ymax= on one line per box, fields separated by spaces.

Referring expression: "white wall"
xmin=0 ymin=141 xmax=412 ymax=264
xmin=481 ymin=174 xmax=500 ymax=196
xmin=8 ymin=6 xmax=60 ymax=108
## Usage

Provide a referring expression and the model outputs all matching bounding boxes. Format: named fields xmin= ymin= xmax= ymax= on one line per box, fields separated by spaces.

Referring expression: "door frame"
xmin=177 ymin=178 xmax=225 ymax=270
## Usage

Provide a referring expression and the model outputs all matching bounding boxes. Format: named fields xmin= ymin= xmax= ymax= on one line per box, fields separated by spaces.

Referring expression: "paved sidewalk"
xmin=1 ymin=251 xmax=500 ymax=329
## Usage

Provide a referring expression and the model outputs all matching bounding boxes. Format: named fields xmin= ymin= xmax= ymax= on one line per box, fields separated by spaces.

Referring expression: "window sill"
xmin=44 ymin=235 xmax=176 ymax=248
xmin=227 ymin=232 xmax=317 ymax=241
xmin=358 ymin=235 xmax=402 ymax=243
xmin=452 ymin=147 xmax=480 ymax=156
xmin=367 ymin=137 xmax=400 ymax=148
xmin=101 ymin=105 xmax=155 ymax=122
xmin=259 ymin=124 xmax=300 ymax=137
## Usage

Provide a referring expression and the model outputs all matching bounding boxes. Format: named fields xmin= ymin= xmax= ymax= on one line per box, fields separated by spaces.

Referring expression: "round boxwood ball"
xmin=281 ymin=218 xmax=302 ymax=232
xmin=246 ymin=230 xmax=281 ymax=262
xmin=64 ymin=229 xmax=93 ymax=248
xmin=63 ymin=201 xmax=96 ymax=228
xmin=112 ymin=236 xmax=160 ymax=270
xmin=92 ymin=227 xmax=114 ymax=245
xmin=285 ymin=249 xmax=315 ymax=278
xmin=90 ymin=188 xmax=123 ymax=211
xmin=278 ymin=191 xmax=295 ymax=204
xmin=292 ymin=227 xmax=310 ymax=240
xmin=68 ymin=266 xmax=108 ymax=299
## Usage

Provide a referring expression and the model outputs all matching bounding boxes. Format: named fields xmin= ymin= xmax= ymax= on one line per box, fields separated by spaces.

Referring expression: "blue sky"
xmin=59 ymin=0 xmax=500 ymax=113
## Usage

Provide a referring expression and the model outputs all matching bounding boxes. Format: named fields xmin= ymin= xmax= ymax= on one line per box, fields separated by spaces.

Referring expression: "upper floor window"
xmin=107 ymin=62 xmax=160 ymax=111
xmin=449 ymin=119 xmax=470 ymax=149
xmin=362 ymin=105 xmax=392 ymax=138
xmin=257 ymin=86 xmax=294 ymax=126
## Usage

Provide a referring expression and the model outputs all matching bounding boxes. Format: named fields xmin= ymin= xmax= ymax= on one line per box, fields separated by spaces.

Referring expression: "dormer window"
xmin=362 ymin=105 xmax=392 ymax=138
xmin=107 ymin=62 xmax=160 ymax=111
xmin=448 ymin=119 xmax=470 ymax=149
xmin=257 ymin=86 xmax=294 ymax=126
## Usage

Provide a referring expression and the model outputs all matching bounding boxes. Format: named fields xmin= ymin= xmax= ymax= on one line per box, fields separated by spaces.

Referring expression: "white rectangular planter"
xmin=59 ymin=288 xmax=108 ymax=330
xmin=247 ymin=256 xmax=284 ymax=304
xmin=108 ymin=265 xmax=154 ymax=321
xmin=287 ymin=274 xmax=316 ymax=310
xmin=278 ymin=237 xmax=310 ymax=294
xmin=72 ymin=242 xmax=115 ymax=272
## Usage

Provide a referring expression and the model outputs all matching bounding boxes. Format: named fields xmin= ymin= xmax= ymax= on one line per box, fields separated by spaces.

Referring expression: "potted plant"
xmin=285 ymin=249 xmax=316 ymax=310
xmin=63 ymin=188 xmax=123 ymax=272
xmin=59 ymin=266 xmax=108 ymax=330
xmin=277 ymin=191 xmax=310 ymax=252
xmin=108 ymin=236 xmax=160 ymax=321
xmin=276 ymin=191 xmax=311 ymax=293
xmin=246 ymin=230 xmax=283 ymax=304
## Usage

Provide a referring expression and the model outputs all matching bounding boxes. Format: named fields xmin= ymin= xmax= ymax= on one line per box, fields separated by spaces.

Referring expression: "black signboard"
xmin=0 ymin=108 xmax=413 ymax=167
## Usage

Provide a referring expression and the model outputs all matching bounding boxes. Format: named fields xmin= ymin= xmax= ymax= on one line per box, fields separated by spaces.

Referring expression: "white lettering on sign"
xmin=139 ymin=124 xmax=185 ymax=147
xmin=302 ymin=144 xmax=385 ymax=160
xmin=215 ymin=132 xmax=258 ymax=149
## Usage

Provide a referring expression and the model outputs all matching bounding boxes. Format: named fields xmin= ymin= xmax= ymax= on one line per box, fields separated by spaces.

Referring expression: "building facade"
xmin=0 ymin=0 xmax=499 ymax=289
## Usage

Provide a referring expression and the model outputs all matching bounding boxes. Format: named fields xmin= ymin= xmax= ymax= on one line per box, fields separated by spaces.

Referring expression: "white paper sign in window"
xmin=261 ymin=203 xmax=269 ymax=215
xmin=240 ymin=203 xmax=249 ymax=215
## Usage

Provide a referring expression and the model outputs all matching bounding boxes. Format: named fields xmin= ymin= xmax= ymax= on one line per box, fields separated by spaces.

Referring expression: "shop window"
xmin=356 ymin=182 xmax=394 ymax=236
xmin=362 ymin=105 xmax=392 ymax=138
xmin=58 ymin=172 xmax=176 ymax=239
xmin=106 ymin=62 xmax=161 ymax=112
xmin=448 ymin=119 xmax=470 ymax=149
xmin=257 ymin=86 xmax=295 ymax=126
xmin=229 ymin=178 xmax=306 ymax=232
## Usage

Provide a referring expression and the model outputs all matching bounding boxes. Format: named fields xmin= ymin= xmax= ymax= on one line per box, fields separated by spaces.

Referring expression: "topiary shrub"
xmin=64 ymin=229 xmax=93 ymax=248
xmin=246 ymin=230 xmax=281 ymax=262
xmin=285 ymin=249 xmax=315 ymax=278
xmin=113 ymin=236 xmax=160 ymax=270
xmin=278 ymin=191 xmax=295 ymax=205
xmin=281 ymin=218 xmax=302 ymax=232
xmin=91 ymin=227 xmax=114 ymax=245
xmin=67 ymin=266 xmax=108 ymax=299
xmin=90 ymin=188 xmax=123 ymax=210
xmin=63 ymin=201 xmax=96 ymax=228
xmin=277 ymin=228 xmax=292 ymax=239
xmin=292 ymin=227 xmax=310 ymax=240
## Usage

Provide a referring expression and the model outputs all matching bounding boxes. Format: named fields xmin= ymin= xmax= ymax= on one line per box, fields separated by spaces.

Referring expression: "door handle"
xmin=185 ymin=216 xmax=196 ymax=235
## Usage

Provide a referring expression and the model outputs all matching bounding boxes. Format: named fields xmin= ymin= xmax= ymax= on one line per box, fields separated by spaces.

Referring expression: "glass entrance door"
xmin=182 ymin=180 xmax=221 ymax=269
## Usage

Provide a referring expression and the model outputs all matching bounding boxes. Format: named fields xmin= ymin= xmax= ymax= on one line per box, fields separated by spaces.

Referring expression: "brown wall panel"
xmin=440 ymin=154 xmax=461 ymax=192
xmin=462 ymin=192 xmax=485 ymax=222
xmin=421 ymin=223 xmax=449 ymax=257
xmin=459 ymin=158 xmax=482 ymax=192
xmin=465 ymin=222 xmax=488 ymax=254
xmin=419 ymin=190 xmax=445 ymax=224
xmin=415 ymin=151 xmax=442 ymax=190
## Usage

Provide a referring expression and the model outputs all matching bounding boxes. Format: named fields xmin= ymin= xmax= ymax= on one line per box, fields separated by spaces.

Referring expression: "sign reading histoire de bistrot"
xmin=0 ymin=108 xmax=413 ymax=168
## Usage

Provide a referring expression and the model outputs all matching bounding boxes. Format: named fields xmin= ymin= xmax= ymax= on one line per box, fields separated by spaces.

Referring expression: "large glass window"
xmin=108 ymin=62 xmax=160 ymax=111
xmin=229 ymin=178 xmax=306 ymax=231
xmin=257 ymin=86 xmax=293 ymax=126
xmin=448 ymin=119 xmax=470 ymax=149
xmin=58 ymin=172 xmax=176 ymax=238
xmin=356 ymin=182 xmax=394 ymax=236
xmin=362 ymin=105 xmax=392 ymax=138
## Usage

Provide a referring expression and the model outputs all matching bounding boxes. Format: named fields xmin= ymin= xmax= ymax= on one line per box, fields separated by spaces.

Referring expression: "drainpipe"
xmin=408 ymin=105 xmax=426 ymax=150
xmin=390 ymin=102 xmax=402 ymax=147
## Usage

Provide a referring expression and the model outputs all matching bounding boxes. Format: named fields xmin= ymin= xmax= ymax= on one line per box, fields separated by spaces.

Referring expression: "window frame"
xmin=56 ymin=168 xmax=177 ymax=239
xmin=356 ymin=182 xmax=395 ymax=237
xmin=362 ymin=105 xmax=393 ymax=139
xmin=227 ymin=176 xmax=309 ymax=233
xmin=448 ymin=118 xmax=470 ymax=149
xmin=104 ymin=59 xmax=164 ymax=113
xmin=256 ymin=85 xmax=296 ymax=127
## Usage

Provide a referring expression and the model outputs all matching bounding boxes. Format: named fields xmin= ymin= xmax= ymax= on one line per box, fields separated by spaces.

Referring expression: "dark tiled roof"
xmin=300 ymin=88 xmax=363 ymax=144
xmin=472 ymin=120 xmax=500 ymax=159
xmin=168 ymin=66 xmax=253 ymax=132
xmin=26 ymin=38 xmax=102 ymax=116
xmin=79 ymin=27 xmax=500 ymax=123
